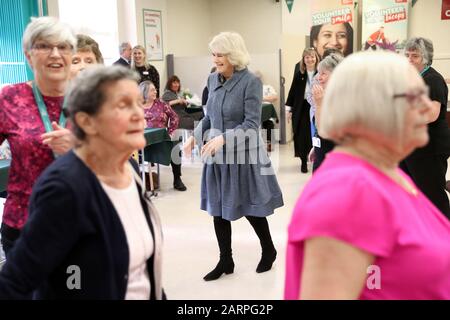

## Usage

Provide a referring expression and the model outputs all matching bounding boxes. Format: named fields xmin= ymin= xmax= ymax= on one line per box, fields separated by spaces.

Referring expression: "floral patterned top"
xmin=0 ymin=82 xmax=63 ymax=230
xmin=144 ymin=99 xmax=179 ymax=135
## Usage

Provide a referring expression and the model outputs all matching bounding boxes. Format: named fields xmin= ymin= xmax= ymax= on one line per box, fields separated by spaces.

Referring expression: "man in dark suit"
xmin=113 ymin=42 xmax=132 ymax=68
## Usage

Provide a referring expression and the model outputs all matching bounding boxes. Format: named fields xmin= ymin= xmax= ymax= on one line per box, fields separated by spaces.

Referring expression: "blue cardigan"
xmin=0 ymin=151 xmax=164 ymax=299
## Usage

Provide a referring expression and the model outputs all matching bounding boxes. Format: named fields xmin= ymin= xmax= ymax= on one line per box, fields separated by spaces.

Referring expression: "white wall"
xmin=409 ymin=0 xmax=450 ymax=79
xmin=210 ymin=0 xmax=282 ymax=54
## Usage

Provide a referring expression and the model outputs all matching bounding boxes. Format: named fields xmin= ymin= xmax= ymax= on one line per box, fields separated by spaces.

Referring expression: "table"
xmin=261 ymin=103 xmax=278 ymax=123
xmin=0 ymin=159 xmax=10 ymax=193
xmin=142 ymin=128 xmax=177 ymax=196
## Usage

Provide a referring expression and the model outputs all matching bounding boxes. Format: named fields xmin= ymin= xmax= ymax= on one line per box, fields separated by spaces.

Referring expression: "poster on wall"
xmin=362 ymin=0 xmax=409 ymax=53
xmin=442 ymin=0 xmax=450 ymax=20
xmin=143 ymin=9 xmax=163 ymax=61
xmin=310 ymin=0 xmax=355 ymax=59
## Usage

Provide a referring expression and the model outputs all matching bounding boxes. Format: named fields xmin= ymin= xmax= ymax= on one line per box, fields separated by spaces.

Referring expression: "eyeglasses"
xmin=393 ymin=86 xmax=429 ymax=108
xmin=32 ymin=42 xmax=73 ymax=55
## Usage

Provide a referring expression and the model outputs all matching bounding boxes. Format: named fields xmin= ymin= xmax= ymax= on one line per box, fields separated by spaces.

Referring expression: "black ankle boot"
xmin=256 ymin=248 xmax=277 ymax=273
xmin=203 ymin=258 xmax=234 ymax=281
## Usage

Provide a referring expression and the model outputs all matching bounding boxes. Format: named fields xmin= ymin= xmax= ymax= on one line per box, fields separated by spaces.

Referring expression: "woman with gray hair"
xmin=0 ymin=66 xmax=165 ymax=299
xmin=402 ymin=37 xmax=450 ymax=218
xmin=309 ymin=53 xmax=344 ymax=171
xmin=285 ymin=51 xmax=450 ymax=300
xmin=0 ymin=16 xmax=76 ymax=255
xmin=183 ymin=32 xmax=283 ymax=281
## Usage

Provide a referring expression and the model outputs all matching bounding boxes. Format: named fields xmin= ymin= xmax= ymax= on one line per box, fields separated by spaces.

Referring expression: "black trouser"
xmin=262 ymin=120 xmax=275 ymax=142
xmin=0 ymin=223 xmax=21 ymax=258
xmin=401 ymin=154 xmax=450 ymax=219
xmin=312 ymin=136 xmax=335 ymax=172
xmin=171 ymin=141 xmax=182 ymax=179
xmin=212 ymin=216 xmax=275 ymax=260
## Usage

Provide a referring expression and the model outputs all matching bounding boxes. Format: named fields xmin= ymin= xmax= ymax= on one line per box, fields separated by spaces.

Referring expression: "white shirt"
xmin=304 ymin=70 xmax=315 ymax=99
xmin=100 ymin=169 xmax=153 ymax=300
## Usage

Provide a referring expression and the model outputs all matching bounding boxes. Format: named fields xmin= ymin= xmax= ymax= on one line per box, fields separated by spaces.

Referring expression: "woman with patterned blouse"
xmin=0 ymin=17 xmax=76 ymax=256
xmin=139 ymin=81 xmax=187 ymax=191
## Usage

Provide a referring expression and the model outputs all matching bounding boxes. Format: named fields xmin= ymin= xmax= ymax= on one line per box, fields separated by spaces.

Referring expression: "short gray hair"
xmin=139 ymin=80 xmax=155 ymax=102
xmin=320 ymin=51 xmax=420 ymax=145
xmin=404 ymin=37 xmax=434 ymax=66
xmin=209 ymin=32 xmax=250 ymax=71
xmin=119 ymin=42 xmax=131 ymax=54
xmin=67 ymin=65 xmax=140 ymax=140
xmin=318 ymin=53 xmax=344 ymax=73
xmin=22 ymin=16 xmax=76 ymax=52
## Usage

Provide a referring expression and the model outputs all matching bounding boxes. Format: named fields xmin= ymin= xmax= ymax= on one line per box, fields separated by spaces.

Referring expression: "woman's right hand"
xmin=182 ymin=136 xmax=195 ymax=158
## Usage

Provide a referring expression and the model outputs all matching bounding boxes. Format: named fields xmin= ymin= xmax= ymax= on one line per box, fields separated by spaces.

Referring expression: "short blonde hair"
xmin=209 ymin=32 xmax=250 ymax=71
xmin=320 ymin=51 xmax=420 ymax=145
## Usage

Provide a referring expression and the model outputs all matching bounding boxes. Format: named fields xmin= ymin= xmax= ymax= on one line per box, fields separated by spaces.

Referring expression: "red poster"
xmin=442 ymin=0 xmax=450 ymax=20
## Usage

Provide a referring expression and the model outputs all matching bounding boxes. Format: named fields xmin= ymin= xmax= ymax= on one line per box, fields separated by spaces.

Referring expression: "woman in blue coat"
xmin=184 ymin=32 xmax=284 ymax=281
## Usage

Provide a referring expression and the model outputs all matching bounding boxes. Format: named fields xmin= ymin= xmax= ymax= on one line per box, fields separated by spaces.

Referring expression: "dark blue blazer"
xmin=0 ymin=151 xmax=164 ymax=299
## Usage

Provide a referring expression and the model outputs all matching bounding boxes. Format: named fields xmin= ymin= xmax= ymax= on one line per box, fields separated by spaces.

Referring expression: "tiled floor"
xmin=1 ymin=143 xmax=449 ymax=299
xmin=152 ymin=143 xmax=311 ymax=300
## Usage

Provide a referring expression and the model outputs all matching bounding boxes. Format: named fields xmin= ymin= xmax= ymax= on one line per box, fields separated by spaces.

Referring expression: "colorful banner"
xmin=310 ymin=0 xmax=355 ymax=58
xmin=143 ymin=9 xmax=163 ymax=61
xmin=362 ymin=0 xmax=409 ymax=53
xmin=442 ymin=0 xmax=450 ymax=20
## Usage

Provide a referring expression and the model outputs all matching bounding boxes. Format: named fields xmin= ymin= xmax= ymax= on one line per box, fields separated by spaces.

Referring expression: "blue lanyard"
xmin=32 ymin=81 xmax=67 ymax=133
xmin=420 ymin=66 xmax=430 ymax=76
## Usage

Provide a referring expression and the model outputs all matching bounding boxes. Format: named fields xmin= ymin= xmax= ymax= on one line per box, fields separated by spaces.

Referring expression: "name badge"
xmin=143 ymin=71 xmax=149 ymax=75
xmin=312 ymin=137 xmax=321 ymax=148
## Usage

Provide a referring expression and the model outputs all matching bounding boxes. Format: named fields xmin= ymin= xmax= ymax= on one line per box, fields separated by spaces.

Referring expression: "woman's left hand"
xmin=41 ymin=122 xmax=76 ymax=156
xmin=201 ymin=135 xmax=225 ymax=157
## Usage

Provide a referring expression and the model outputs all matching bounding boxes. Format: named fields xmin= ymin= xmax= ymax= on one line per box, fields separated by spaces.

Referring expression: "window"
xmin=58 ymin=0 xmax=119 ymax=65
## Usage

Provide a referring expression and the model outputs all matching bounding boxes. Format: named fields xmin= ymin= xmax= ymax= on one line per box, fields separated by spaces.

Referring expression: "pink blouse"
xmin=143 ymin=99 xmax=179 ymax=135
xmin=0 ymin=83 xmax=63 ymax=230
xmin=285 ymin=152 xmax=450 ymax=300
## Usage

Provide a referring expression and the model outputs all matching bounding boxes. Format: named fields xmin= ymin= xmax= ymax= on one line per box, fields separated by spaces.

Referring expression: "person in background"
xmin=70 ymin=34 xmax=104 ymax=79
xmin=255 ymin=71 xmax=278 ymax=152
xmin=310 ymin=22 xmax=353 ymax=59
xmin=113 ymin=42 xmax=132 ymax=68
xmin=139 ymin=80 xmax=187 ymax=192
xmin=286 ymin=48 xmax=320 ymax=173
xmin=162 ymin=75 xmax=203 ymax=130
xmin=202 ymin=67 xmax=217 ymax=106
xmin=0 ymin=17 xmax=76 ymax=256
xmin=0 ymin=66 xmax=165 ymax=300
xmin=402 ymin=37 xmax=450 ymax=218
xmin=364 ymin=26 xmax=386 ymax=51
xmin=183 ymin=32 xmax=283 ymax=281
xmin=309 ymin=53 xmax=344 ymax=172
xmin=285 ymin=51 xmax=450 ymax=300
xmin=132 ymin=45 xmax=160 ymax=96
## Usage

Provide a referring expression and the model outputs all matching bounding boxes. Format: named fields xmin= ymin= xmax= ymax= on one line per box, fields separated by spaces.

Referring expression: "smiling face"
xmin=70 ymin=50 xmax=98 ymax=79
xmin=314 ymin=23 xmax=348 ymax=58
xmin=170 ymin=80 xmax=180 ymax=93
xmin=25 ymin=38 xmax=73 ymax=84
xmin=90 ymin=79 xmax=146 ymax=153
xmin=304 ymin=53 xmax=317 ymax=70
xmin=212 ymin=52 xmax=234 ymax=79
xmin=133 ymin=48 xmax=145 ymax=66
xmin=317 ymin=68 xmax=332 ymax=87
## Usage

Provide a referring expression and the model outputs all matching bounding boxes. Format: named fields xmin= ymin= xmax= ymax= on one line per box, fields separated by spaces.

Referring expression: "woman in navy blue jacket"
xmin=0 ymin=66 xmax=165 ymax=299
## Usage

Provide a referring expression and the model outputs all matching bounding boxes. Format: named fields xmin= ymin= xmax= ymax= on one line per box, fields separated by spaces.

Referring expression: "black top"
xmin=409 ymin=67 xmax=450 ymax=158
xmin=113 ymin=57 xmax=130 ymax=68
xmin=0 ymin=151 xmax=164 ymax=299
xmin=135 ymin=65 xmax=160 ymax=97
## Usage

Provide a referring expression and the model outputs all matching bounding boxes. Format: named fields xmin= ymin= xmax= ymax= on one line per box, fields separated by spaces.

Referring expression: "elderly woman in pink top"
xmin=138 ymin=80 xmax=186 ymax=191
xmin=285 ymin=51 xmax=450 ymax=300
